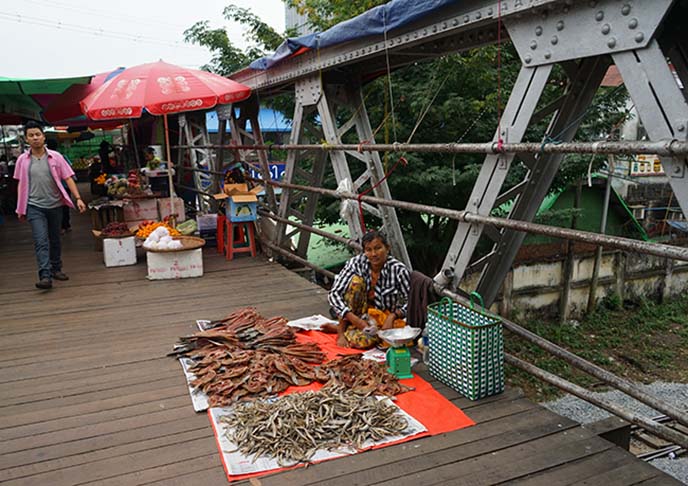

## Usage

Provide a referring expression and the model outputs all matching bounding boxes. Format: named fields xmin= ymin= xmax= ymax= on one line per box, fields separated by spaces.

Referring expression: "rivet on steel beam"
xmin=464 ymin=15 xmax=470 ymax=23
xmin=607 ymin=37 xmax=617 ymax=48
xmin=453 ymin=19 xmax=459 ymax=26
xmin=635 ymin=32 xmax=645 ymax=43
xmin=530 ymin=40 xmax=538 ymax=50
xmin=595 ymin=10 xmax=604 ymax=21
xmin=677 ymin=124 xmax=686 ymax=132
xmin=556 ymin=20 xmax=565 ymax=31
xmin=525 ymin=55 xmax=533 ymax=64
xmin=544 ymin=51 xmax=552 ymax=60
xmin=535 ymin=26 xmax=543 ymax=36
xmin=443 ymin=22 xmax=447 ymax=29
xmin=601 ymin=24 xmax=611 ymax=35
xmin=621 ymin=4 xmax=631 ymax=15
xmin=432 ymin=25 xmax=438 ymax=33
xmin=476 ymin=11 xmax=482 ymax=20
xmin=551 ymin=35 xmax=559 ymax=45
xmin=487 ymin=8 xmax=493 ymax=16
xmin=628 ymin=18 xmax=638 ymax=29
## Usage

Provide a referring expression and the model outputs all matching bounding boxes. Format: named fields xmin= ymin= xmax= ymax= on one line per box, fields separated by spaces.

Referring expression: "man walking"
xmin=14 ymin=121 xmax=86 ymax=289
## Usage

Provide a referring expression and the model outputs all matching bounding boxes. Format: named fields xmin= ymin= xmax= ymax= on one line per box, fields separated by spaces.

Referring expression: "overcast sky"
xmin=0 ymin=0 xmax=286 ymax=79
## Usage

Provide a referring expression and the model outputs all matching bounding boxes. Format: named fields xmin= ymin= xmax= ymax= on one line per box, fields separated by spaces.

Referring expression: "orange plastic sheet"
xmin=209 ymin=330 xmax=475 ymax=482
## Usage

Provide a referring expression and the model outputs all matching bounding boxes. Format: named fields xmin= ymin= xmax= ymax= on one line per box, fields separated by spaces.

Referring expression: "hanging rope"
xmin=450 ymin=104 xmax=491 ymax=185
xmin=382 ymin=9 xmax=398 ymax=143
xmin=357 ymin=156 xmax=408 ymax=232
xmin=406 ymin=73 xmax=450 ymax=144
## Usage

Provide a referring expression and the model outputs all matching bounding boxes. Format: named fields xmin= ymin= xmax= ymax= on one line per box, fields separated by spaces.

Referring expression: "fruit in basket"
xmin=136 ymin=221 xmax=180 ymax=239
xmin=176 ymin=219 xmax=198 ymax=236
xmin=101 ymin=222 xmax=134 ymax=237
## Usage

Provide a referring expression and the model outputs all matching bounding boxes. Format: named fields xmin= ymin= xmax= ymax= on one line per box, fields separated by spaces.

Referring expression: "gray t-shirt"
xmin=28 ymin=152 xmax=63 ymax=209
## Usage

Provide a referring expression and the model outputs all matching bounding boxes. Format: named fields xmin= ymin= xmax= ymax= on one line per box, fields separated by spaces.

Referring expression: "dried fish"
xmin=220 ymin=385 xmax=408 ymax=466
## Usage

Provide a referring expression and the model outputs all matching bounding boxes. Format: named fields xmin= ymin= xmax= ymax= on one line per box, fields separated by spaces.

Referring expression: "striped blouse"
xmin=328 ymin=253 xmax=410 ymax=319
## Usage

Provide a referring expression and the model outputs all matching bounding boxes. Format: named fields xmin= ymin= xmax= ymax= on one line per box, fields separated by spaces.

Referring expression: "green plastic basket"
xmin=426 ymin=292 xmax=504 ymax=400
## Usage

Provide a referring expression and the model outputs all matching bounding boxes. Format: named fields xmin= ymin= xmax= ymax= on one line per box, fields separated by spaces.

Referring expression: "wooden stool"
xmin=225 ymin=220 xmax=257 ymax=260
xmin=216 ymin=214 xmax=226 ymax=254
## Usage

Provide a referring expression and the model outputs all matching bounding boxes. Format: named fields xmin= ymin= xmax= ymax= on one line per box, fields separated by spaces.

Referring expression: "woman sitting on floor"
xmin=328 ymin=230 xmax=410 ymax=349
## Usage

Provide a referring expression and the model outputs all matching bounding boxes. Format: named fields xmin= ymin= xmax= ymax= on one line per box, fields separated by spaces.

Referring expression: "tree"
xmin=184 ymin=5 xmax=290 ymax=76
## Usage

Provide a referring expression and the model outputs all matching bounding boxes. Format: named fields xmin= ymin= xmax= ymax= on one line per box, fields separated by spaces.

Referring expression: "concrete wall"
xmin=462 ymin=250 xmax=688 ymax=319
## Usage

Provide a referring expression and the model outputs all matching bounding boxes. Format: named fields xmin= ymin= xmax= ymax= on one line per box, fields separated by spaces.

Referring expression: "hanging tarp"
xmin=249 ymin=0 xmax=458 ymax=70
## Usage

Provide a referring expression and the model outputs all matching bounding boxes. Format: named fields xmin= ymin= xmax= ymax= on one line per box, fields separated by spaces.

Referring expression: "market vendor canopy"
xmin=0 ymin=74 xmax=92 ymax=122
xmin=80 ymin=61 xmax=252 ymax=120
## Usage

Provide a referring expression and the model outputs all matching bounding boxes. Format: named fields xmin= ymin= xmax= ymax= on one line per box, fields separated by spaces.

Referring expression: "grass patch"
xmin=505 ymin=294 xmax=688 ymax=402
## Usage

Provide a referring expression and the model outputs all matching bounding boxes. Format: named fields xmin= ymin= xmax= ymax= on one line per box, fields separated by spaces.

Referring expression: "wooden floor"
xmin=0 ymin=195 xmax=679 ymax=485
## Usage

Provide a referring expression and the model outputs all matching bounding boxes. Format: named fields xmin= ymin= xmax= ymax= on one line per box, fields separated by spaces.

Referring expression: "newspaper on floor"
xmin=209 ymin=397 xmax=427 ymax=477
xmin=179 ymin=357 xmax=210 ymax=412
xmin=196 ymin=319 xmax=212 ymax=331
xmin=286 ymin=314 xmax=337 ymax=331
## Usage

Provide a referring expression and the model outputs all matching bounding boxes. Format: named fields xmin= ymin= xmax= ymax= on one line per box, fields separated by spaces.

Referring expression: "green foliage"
xmin=508 ymin=294 xmax=688 ymax=401
xmin=184 ymin=5 xmax=289 ymax=75
xmin=185 ymin=2 xmax=630 ymax=276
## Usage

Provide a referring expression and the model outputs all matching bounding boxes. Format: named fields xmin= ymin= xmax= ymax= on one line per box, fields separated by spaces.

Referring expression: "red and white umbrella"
xmin=80 ymin=61 xmax=251 ymax=120
xmin=80 ymin=60 xmax=252 ymax=220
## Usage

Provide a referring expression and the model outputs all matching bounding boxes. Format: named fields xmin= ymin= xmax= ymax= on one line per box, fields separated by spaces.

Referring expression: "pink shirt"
xmin=14 ymin=148 xmax=76 ymax=216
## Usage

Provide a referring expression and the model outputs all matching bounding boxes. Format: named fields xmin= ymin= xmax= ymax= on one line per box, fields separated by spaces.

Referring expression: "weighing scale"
xmin=378 ymin=327 xmax=421 ymax=379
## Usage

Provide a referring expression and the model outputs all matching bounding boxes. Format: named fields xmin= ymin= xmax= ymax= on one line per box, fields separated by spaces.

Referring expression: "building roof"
xmin=206 ymin=108 xmax=291 ymax=134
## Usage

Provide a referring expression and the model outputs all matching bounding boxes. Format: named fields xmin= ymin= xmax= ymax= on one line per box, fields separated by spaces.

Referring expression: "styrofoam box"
xmin=123 ymin=199 xmax=159 ymax=223
xmin=103 ymin=236 xmax=137 ymax=267
xmin=146 ymin=248 xmax=203 ymax=280
xmin=196 ymin=213 xmax=218 ymax=232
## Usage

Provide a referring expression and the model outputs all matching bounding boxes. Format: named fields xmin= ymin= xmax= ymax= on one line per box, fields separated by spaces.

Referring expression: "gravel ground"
xmin=543 ymin=382 xmax=688 ymax=484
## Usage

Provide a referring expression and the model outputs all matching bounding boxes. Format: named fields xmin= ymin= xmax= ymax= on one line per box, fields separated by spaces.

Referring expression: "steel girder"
xmin=439 ymin=0 xmax=683 ymax=304
xmin=275 ymin=74 xmax=411 ymax=267
xmin=177 ymin=113 xmax=213 ymax=212
xmin=226 ymin=98 xmax=278 ymax=211
xmin=232 ymin=0 xmax=560 ymax=93
xmin=612 ymin=39 xmax=688 ymax=219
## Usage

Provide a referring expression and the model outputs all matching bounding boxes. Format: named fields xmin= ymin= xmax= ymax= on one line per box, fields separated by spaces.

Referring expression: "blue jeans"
xmin=26 ymin=204 xmax=63 ymax=280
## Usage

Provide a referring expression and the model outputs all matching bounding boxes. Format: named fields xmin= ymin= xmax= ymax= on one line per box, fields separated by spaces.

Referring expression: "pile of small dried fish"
xmin=220 ymin=385 xmax=409 ymax=465
xmin=320 ymin=354 xmax=415 ymax=396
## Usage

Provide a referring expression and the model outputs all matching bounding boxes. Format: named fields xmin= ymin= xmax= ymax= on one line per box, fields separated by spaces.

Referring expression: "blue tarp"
xmin=250 ymin=0 xmax=458 ymax=70
xmin=206 ymin=107 xmax=291 ymax=133
xmin=667 ymin=220 xmax=688 ymax=233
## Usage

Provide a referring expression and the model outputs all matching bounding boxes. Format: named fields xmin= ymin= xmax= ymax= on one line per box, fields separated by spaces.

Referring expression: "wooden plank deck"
xmin=0 ymin=197 xmax=678 ymax=485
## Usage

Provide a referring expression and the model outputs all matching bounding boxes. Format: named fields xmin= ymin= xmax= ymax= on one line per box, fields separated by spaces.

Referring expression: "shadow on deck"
xmin=0 ymin=197 xmax=678 ymax=485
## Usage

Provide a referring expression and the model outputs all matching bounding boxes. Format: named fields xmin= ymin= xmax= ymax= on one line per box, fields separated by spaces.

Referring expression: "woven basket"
xmin=145 ymin=236 xmax=205 ymax=253
xmin=426 ymin=293 xmax=504 ymax=400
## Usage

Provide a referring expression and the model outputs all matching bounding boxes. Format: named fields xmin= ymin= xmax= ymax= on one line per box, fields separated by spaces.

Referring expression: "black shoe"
xmin=36 ymin=278 xmax=53 ymax=289
xmin=52 ymin=271 xmax=69 ymax=281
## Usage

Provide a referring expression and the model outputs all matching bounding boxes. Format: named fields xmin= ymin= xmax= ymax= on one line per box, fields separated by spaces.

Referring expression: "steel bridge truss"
xmin=227 ymin=0 xmax=688 ymax=304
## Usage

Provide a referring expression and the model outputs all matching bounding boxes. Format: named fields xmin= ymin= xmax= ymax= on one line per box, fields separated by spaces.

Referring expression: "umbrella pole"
xmin=164 ymin=114 xmax=175 ymax=227
xmin=129 ymin=120 xmax=140 ymax=168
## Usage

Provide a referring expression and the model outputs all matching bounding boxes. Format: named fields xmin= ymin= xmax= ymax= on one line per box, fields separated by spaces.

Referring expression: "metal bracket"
xmin=295 ymin=74 xmax=322 ymax=106
xmin=506 ymin=0 xmax=673 ymax=67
